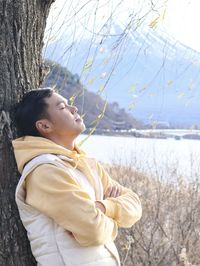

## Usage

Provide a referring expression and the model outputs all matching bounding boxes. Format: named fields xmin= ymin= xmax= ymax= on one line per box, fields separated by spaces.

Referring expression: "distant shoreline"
xmin=83 ymin=129 xmax=200 ymax=141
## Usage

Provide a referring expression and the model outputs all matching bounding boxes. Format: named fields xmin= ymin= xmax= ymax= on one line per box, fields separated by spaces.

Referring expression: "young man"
xmin=12 ymin=88 xmax=142 ymax=266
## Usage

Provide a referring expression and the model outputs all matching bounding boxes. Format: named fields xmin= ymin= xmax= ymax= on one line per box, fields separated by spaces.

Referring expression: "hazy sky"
xmin=163 ymin=0 xmax=200 ymax=51
xmin=46 ymin=0 xmax=200 ymax=52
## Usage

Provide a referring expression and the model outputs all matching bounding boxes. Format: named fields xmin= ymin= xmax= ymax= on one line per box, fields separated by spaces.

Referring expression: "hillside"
xmin=42 ymin=60 xmax=143 ymax=133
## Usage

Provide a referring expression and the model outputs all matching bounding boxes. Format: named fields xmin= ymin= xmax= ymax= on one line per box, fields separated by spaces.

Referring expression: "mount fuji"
xmin=44 ymin=24 xmax=200 ymax=128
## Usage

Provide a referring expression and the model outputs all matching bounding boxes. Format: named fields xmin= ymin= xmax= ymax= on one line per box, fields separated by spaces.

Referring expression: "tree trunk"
xmin=0 ymin=0 xmax=55 ymax=265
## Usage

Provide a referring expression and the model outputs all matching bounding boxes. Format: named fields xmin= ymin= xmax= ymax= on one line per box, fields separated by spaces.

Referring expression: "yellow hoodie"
xmin=12 ymin=136 xmax=142 ymax=247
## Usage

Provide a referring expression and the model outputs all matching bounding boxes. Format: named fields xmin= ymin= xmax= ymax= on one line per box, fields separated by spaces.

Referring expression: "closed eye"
xmin=56 ymin=99 xmax=69 ymax=110
xmin=59 ymin=103 xmax=68 ymax=109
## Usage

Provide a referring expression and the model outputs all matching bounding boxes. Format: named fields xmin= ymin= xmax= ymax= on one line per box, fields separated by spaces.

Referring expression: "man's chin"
xmin=80 ymin=123 xmax=86 ymax=133
xmin=75 ymin=123 xmax=86 ymax=135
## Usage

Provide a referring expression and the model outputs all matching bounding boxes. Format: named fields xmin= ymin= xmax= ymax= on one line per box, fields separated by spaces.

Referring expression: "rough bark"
xmin=0 ymin=0 xmax=55 ymax=265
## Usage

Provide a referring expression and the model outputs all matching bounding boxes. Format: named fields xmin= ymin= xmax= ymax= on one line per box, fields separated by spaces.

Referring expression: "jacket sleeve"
xmin=25 ymin=163 xmax=118 ymax=247
xmin=96 ymin=161 xmax=142 ymax=228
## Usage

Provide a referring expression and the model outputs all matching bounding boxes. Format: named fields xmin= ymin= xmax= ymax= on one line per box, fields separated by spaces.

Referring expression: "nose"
xmin=70 ymin=105 xmax=78 ymax=114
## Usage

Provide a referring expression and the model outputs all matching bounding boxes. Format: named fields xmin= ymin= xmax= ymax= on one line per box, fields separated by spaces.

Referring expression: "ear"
xmin=35 ymin=119 xmax=53 ymax=135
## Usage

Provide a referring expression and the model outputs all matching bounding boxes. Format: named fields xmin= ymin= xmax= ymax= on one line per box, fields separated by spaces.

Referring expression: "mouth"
xmin=75 ymin=115 xmax=83 ymax=122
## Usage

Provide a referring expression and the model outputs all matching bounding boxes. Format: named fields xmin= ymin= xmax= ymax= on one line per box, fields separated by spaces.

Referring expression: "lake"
xmin=78 ymin=134 xmax=200 ymax=181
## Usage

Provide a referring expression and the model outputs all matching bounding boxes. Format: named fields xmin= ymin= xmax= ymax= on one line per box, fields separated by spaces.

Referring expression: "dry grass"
xmin=105 ymin=162 xmax=200 ymax=266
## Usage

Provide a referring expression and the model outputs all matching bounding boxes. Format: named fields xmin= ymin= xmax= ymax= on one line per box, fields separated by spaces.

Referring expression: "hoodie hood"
xmin=12 ymin=136 xmax=86 ymax=173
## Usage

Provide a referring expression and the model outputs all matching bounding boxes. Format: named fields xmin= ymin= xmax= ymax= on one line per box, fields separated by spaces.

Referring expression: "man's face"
xmin=41 ymin=92 xmax=85 ymax=137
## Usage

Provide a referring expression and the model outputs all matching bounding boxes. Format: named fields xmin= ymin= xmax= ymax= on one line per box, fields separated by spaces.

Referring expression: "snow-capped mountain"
xmin=44 ymin=24 xmax=200 ymax=128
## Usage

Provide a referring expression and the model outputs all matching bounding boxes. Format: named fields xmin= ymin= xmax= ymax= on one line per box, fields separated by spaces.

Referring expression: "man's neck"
xmin=46 ymin=135 xmax=76 ymax=151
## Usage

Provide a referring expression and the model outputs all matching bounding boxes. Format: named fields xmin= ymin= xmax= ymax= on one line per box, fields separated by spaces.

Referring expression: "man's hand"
xmin=103 ymin=185 xmax=122 ymax=199
xmin=95 ymin=201 xmax=106 ymax=213
xmin=95 ymin=185 xmax=122 ymax=214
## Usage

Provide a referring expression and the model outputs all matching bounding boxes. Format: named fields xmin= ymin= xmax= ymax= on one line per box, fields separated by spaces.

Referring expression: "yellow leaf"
xmin=87 ymin=76 xmax=97 ymax=85
xmin=128 ymin=102 xmax=136 ymax=110
xmin=128 ymin=84 xmax=138 ymax=93
xmin=79 ymin=101 xmax=108 ymax=146
xmin=69 ymin=95 xmax=76 ymax=105
xmin=90 ymin=119 xmax=98 ymax=126
xmin=167 ymin=80 xmax=173 ymax=86
xmin=177 ymin=92 xmax=185 ymax=99
xmin=139 ymin=86 xmax=147 ymax=93
xmin=149 ymin=17 xmax=160 ymax=29
xmin=122 ymin=244 xmax=130 ymax=251
xmin=161 ymin=8 xmax=166 ymax=21
xmin=83 ymin=59 xmax=93 ymax=72
xmin=97 ymin=114 xmax=103 ymax=119
xmin=188 ymin=80 xmax=195 ymax=90
xmin=81 ymin=113 xmax=86 ymax=119
xmin=97 ymin=85 xmax=105 ymax=94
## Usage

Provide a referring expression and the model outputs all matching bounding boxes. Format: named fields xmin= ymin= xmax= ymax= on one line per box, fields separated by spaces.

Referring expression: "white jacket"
xmin=15 ymin=154 xmax=121 ymax=266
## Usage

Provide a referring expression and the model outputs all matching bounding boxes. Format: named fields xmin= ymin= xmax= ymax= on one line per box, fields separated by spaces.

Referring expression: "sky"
xmin=46 ymin=0 xmax=200 ymax=52
xmin=163 ymin=0 xmax=200 ymax=52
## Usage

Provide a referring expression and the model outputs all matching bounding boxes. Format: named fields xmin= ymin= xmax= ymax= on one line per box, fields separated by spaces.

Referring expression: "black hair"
xmin=13 ymin=88 xmax=55 ymax=137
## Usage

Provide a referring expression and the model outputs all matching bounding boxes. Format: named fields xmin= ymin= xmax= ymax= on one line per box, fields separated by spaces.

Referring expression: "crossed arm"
xmin=95 ymin=161 xmax=142 ymax=228
xmin=95 ymin=184 xmax=122 ymax=213
xmin=25 ymin=162 xmax=142 ymax=246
